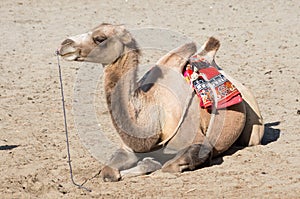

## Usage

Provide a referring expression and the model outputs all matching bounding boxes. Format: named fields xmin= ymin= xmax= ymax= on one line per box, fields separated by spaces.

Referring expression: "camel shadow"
xmin=0 ymin=145 xmax=19 ymax=150
xmin=261 ymin=121 xmax=281 ymax=145
xmin=210 ymin=121 xmax=281 ymax=166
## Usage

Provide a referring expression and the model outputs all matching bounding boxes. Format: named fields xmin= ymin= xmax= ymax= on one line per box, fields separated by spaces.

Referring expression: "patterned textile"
xmin=183 ymin=55 xmax=243 ymax=109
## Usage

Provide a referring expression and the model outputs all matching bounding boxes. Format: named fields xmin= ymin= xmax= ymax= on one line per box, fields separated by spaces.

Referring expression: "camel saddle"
xmin=183 ymin=55 xmax=243 ymax=109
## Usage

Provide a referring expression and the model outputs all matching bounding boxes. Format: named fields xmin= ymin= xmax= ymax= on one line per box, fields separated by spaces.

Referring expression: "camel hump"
xmin=156 ymin=42 xmax=197 ymax=73
xmin=196 ymin=37 xmax=221 ymax=64
xmin=204 ymin=37 xmax=220 ymax=52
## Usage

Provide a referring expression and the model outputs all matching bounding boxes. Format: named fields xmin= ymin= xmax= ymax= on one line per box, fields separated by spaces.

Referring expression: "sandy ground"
xmin=0 ymin=0 xmax=299 ymax=198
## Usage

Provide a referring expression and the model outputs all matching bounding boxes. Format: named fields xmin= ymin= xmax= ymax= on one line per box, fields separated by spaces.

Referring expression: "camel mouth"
xmin=60 ymin=52 xmax=79 ymax=61
xmin=58 ymin=46 xmax=82 ymax=61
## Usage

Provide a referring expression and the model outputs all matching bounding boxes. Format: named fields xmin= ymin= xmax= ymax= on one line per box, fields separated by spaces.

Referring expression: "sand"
xmin=0 ymin=0 xmax=299 ymax=198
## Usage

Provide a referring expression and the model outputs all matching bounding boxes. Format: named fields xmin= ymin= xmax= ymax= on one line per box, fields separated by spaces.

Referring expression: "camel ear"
xmin=196 ymin=37 xmax=220 ymax=64
xmin=115 ymin=25 xmax=133 ymax=45
xmin=156 ymin=42 xmax=197 ymax=73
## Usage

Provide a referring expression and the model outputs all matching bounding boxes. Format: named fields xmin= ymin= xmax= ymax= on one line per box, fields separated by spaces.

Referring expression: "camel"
xmin=58 ymin=23 xmax=264 ymax=182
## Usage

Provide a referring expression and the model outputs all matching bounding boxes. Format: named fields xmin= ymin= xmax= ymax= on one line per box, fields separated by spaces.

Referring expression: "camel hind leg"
xmin=217 ymin=70 xmax=264 ymax=147
xmin=235 ymin=92 xmax=264 ymax=146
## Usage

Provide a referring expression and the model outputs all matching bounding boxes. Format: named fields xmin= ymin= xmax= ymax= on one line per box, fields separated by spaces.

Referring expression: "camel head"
xmin=58 ymin=23 xmax=138 ymax=65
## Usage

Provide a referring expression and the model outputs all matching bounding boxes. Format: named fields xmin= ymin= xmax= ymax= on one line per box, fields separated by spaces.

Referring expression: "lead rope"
xmin=56 ymin=51 xmax=92 ymax=192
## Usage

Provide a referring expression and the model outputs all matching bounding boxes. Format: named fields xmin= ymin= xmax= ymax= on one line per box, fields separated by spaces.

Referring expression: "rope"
xmin=56 ymin=51 xmax=92 ymax=192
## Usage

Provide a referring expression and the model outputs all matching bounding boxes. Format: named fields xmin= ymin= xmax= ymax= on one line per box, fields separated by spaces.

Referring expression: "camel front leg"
xmin=101 ymin=146 xmax=139 ymax=182
xmin=161 ymin=143 xmax=212 ymax=173
xmin=120 ymin=157 xmax=162 ymax=178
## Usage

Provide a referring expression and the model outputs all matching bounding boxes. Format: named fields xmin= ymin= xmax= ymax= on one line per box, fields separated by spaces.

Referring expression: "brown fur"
xmin=205 ymin=37 xmax=220 ymax=52
xmin=105 ymin=51 xmax=161 ymax=152
xmin=58 ymin=24 xmax=264 ymax=181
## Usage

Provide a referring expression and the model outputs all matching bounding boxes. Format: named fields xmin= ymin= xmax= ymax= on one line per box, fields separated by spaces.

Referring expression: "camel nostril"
xmin=61 ymin=38 xmax=75 ymax=46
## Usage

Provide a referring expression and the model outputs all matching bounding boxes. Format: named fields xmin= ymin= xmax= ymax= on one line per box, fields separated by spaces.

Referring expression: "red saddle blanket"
xmin=183 ymin=57 xmax=243 ymax=109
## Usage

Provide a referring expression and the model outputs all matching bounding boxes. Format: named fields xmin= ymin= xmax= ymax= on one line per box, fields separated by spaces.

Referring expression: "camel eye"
xmin=93 ymin=36 xmax=106 ymax=45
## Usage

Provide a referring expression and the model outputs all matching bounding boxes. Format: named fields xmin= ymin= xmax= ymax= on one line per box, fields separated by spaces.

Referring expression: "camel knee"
xmin=101 ymin=165 xmax=121 ymax=182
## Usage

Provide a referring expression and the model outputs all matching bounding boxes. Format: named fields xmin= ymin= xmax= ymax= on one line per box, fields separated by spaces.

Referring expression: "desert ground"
xmin=0 ymin=0 xmax=299 ymax=198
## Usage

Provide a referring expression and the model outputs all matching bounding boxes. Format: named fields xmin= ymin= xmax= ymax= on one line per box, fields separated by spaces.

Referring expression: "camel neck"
xmin=104 ymin=50 xmax=139 ymax=107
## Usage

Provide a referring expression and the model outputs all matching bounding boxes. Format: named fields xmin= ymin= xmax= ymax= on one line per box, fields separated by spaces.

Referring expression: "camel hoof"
xmin=101 ymin=166 xmax=121 ymax=182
